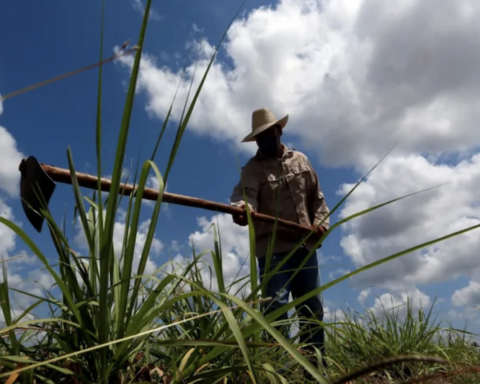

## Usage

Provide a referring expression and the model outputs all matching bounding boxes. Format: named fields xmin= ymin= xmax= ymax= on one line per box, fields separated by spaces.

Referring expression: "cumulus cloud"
xmin=131 ymin=0 xmax=162 ymax=21
xmin=0 ymin=96 xmax=50 ymax=320
xmin=0 ymin=198 xmax=16 ymax=256
xmin=452 ymin=282 xmax=480 ymax=308
xmin=0 ymin=197 xmax=56 ymax=322
xmin=337 ymin=153 xmax=480 ymax=291
xmin=116 ymin=0 xmax=480 ymax=169
xmin=73 ymin=210 xmax=164 ymax=277
xmin=0 ymin=126 xmax=24 ymax=197
xmin=162 ymin=213 xmax=251 ymax=297
xmin=3 ymin=267 xmax=56 ymax=310
xmin=329 ymin=268 xmax=351 ymax=281
xmin=143 ymin=176 xmax=170 ymax=212
xmin=1 ymin=91 xmax=24 ymax=197
xmin=181 ymin=213 xmax=251 ymax=295
xmin=446 ymin=306 xmax=480 ymax=327
xmin=369 ymin=288 xmax=431 ymax=319
xmin=116 ymin=0 xmax=480 ymax=315
xmin=358 ymin=288 xmax=371 ymax=306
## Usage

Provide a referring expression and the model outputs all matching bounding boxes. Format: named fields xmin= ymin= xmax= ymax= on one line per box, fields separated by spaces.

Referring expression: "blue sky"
xmin=1 ymin=0 xmax=480 ymax=335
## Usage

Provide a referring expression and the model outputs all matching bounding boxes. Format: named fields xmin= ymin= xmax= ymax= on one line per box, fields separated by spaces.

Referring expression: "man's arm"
xmin=307 ymin=159 xmax=330 ymax=231
xmin=230 ymin=164 xmax=260 ymax=225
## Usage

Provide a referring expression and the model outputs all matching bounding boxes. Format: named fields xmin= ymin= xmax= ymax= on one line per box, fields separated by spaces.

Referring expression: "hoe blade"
xmin=19 ymin=156 xmax=56 ymax=233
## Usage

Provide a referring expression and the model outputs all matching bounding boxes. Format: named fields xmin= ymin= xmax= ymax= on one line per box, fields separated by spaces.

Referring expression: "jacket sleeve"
xmin=307 ymin=159 xmax=330 ymax=230
xmin=230 ymin=164 xmax=259 ymax=212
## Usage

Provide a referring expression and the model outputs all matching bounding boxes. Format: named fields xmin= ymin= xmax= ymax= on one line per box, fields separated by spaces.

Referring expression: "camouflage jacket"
xmin=230 ymin=144 xmax=330 ymax=258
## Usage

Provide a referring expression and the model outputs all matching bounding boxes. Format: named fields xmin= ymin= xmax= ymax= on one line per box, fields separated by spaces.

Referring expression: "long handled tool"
xmin=18 ymin=156 xmax=312 ymax=235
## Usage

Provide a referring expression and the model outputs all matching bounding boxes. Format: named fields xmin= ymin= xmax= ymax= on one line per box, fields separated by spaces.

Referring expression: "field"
xmin=1 ymin=1 xmax=479 ymax=383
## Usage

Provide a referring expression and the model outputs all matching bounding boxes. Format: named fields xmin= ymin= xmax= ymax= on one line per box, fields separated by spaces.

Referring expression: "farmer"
xmin=230 ymin=107 xmax=330 ymax=369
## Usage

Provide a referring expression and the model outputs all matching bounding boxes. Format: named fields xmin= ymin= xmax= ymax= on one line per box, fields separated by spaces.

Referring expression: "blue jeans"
xmin=258 ymin=245 xmax=325 ymax=361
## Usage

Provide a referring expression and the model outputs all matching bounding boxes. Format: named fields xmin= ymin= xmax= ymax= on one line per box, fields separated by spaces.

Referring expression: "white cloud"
xmin=446 ymin=307 xmax=480 ymax=326
xmin=192 ymin=23 xmax=204 ymax=34
xmin=131 ymin=0 xmax=162 ymax=21
xmin=0 ymin=198 xmax=16 ymax=256
xmin=115 ymin=0 xmax=480 ymax=317
xmin=147 ymin=175 xmax=161 ymax=190
xmin=143 ymin=177 xmax=170 ymax=213
xmin=0 ymin=198 xmax=36 ymax=270
xmin=73 ymin=209 xmax=164 ymax=277
xmin=186 ymin=213 xmax=251 ymax=295
xmin=328 ymin=268 xmax=350 ymax=280
xmin=323 ymin=299 xmax=348 ymax=322
xmin=337 ymin=154 xmax=480 ymax=291
xmin=369 ymin=288 xmax=431 ymax=320
xmin=103 ymin=167 xmax=131 ymax=183
xmin=452 ymin=282 xmax=480 ymax=307
xmin=0 ymin=126 xmax=24 ymax=197
xmin=0 ymin=100 xmax=55 ymax=319
xmin=169 ymin=240 xmax=181 ymax=252
xmin=116 ymin=0 xmax=480 ymax=169
xmin=4 ymin=268 xmax=56 ymax=309
xmin=0 ymin=91 xmax=24 ymax=197
xmin=163 ymin=214 xmax=251 ymax=297
xmin=0 ymin=197 xmax=57 ymax=321
xmin=358 ymin=288 xmax=371 ymax=306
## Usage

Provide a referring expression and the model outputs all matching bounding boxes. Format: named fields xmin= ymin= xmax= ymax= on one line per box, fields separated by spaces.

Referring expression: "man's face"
xmin=255 ymin=125 xmax=281 ymax=157
xmin=255 ymin=125 xmax=279 ymax=141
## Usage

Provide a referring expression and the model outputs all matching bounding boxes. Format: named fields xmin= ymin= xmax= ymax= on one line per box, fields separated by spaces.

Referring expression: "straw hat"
xmin=241 ymin=108 xmax=289 ymax=142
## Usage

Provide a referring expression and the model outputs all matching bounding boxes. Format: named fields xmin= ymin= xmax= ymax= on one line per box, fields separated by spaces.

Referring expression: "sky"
xmin=1 ymin=0 xmax=480 ymax=335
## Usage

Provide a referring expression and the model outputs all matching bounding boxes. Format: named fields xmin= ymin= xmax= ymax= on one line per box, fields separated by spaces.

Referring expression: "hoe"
xmin=18 ymin=156 xmax=315 ymax=237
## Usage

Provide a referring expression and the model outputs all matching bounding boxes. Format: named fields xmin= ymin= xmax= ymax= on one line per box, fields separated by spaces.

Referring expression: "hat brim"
xmin=241 ymin=114 xmax=289 ymax=143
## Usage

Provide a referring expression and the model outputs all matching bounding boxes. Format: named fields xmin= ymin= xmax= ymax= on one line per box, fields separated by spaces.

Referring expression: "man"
xmin=230 ymin=107 xmax=330 ymax=370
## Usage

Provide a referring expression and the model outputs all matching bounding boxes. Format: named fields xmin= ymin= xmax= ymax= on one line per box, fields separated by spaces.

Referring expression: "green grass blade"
xmin=162 ymin=1 xmax=247 ymax=184
xmin=126 ymin=161 xmax=166 ymax=325
xmin=190 ymin=222 xmax=480 ymax=373
xmin=223 ymin=292 xmax=328 ymax=384
xmin=313 ymin=136 xmax=403 ymax=234
xmin=251 ymin=223 xmax=480 ymax=338
xmin=116 ymin=165 xmax=149 ymax=339
xmin=149 ymin=339 xmax=272 ymax=348
xmin=251 ymin=182 xmax=448 ymax=320
xmin=0 ymin=217 xmax=82 ymax=325
xmin=149 ymin=67 xmax=185 ymax=162
xmin=0 ymin=292 xmax=262 ymax=379
xmin=204 ymin=296 xmax=260 ymax=384
xmin=0 ymin=318 xmax=81 ymax=335
xmin=0 ymin=265 xmax=19 ymax=355
xmin=211 ymin=223 xmax=226 ymax=296
xmin=95 ymin=0 xmax=105 ymax=290
xmin=97 ymin=0 xmax=153 ymax=376
xmin=328 ymin=183 xmax=447 ymax=235
xmin=66 ymin=148 xmax=95 ymax=256
xmin=13 ymin=300 xmax=45 ymax=327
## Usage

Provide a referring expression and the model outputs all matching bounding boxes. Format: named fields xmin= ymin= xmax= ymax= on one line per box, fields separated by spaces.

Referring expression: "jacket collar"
xmin=254 ymin=143 xmax=292 ymax=161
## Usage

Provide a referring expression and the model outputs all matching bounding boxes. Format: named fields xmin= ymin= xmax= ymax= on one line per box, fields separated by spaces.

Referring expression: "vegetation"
xmin=1 ymin=1 xmax=479 ymax=383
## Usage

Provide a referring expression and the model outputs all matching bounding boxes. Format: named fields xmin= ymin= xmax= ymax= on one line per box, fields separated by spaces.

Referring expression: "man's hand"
xmin=232 ymin=202 xmax=252 ymax=226
xmin=310 ymin=224 xmax=327 ymax=242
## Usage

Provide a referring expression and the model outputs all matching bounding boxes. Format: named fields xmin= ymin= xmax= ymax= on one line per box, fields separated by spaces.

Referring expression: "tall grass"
xmin=327 ymin=299 xmax=480 ymax=382
xmin=1 ymin=1 xmax=480 ymax=383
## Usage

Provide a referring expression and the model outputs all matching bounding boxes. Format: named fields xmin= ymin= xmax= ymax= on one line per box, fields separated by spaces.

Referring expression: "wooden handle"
xmin=40 ymin=163 xmax=312 ymax=234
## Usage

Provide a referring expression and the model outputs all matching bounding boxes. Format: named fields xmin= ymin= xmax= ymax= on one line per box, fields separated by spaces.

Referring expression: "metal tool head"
xmin=19 ymin=156 xmax=56 ymax=233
